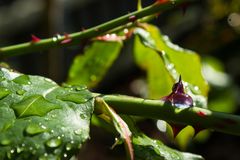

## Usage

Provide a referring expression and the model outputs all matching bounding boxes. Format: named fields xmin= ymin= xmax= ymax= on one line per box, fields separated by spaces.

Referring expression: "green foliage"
xmin=67 ymin=41 xmax=122 ymax=88
xmin=0 ymin=68 xmax=94 ymax=159
xmin=134 ymin=24 xmax=208 ymax=100
xmin=133 ymin=134 xmax=203 ymax=160
xmin=134 ymin=24 xmax=209 ymax=149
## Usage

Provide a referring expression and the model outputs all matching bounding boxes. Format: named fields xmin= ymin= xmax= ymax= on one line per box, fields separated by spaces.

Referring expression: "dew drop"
xmin=75 ymin=85 xmax=87 ymax=91
xmin=13 ymin=75 xmax=31 ymax=85
xmin=80 ymin=113 xmax=87 ymax=119
xmin=17 ymin=146 xmax=24 ymax=153
xmin=0 ymin=87 xmax=10 ymax=100
xmin=0 ymin=138 xmax=11 ymax=146
xmin=52 ymin=37 xmax=58 ymax=42
xmin=74 ymin=129 xmax=82 ymax=135
xmin=57 ymin=93 xmax=88 ymax=104
xmin=25 ymin=123 xmax=47 ymax=135
xmin=65 ymin=143 xmax=73 ymax=151
xmin=63 ymin=153 xmax=67 ymax=158
xmin=46 ymin=137 xmax=62 ymax=148
xmin=16 ymin=89 xmax=26 ymax=95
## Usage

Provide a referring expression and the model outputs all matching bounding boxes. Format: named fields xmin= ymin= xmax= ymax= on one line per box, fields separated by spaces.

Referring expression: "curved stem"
xmin=0 ymin=0 xmax=195 ymax=58
xmin=102 ymin=95 xmax=240 ymax=136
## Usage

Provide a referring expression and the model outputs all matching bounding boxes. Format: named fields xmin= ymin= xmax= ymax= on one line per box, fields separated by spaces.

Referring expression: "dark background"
xmin=0 ymin=0 xmax=240 ymax=159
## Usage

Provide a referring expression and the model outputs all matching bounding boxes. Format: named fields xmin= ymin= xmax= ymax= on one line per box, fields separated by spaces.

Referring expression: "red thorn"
xmin=171 ymin=124 xmax=186 ymax=138
xmin=156 ymin=0 xmax=169 ymax=4
xmin=128 ymin=15 xmax=137 ymax=22
xmin=96 ymin=34 xmax=125 ymax=42
xmin=61 ymin=33 xmax=72 ymax=44
xmin=31 ymin=34 xmax=41 ymax=43
xmin=197 ymin=111 xmax=207 ymax=117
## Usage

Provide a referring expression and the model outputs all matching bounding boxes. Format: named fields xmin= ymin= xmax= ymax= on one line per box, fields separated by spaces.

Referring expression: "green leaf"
xmin=0 ymin=68 xmax=94 ymax=159
xmin=95 ymin=98 xmax=134 ymax=160
xmin=67 ymin=41 xmax=122 ymax=88
xmin=133 ymin=134 xmax=203 ymax=160
xmin=134 ymin=36 xmax=173 ymax=98
xmin=123 ymin=116 xmax=203 ymax=160
xmin=134 ymin=24 xmax=209 ymax=99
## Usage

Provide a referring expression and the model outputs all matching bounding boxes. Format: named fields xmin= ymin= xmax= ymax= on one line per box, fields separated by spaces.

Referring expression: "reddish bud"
xmin=31 ymin=34 xmax=41 ymax=43
xmin=161 ymin=76 xmax=193 ymax=108
xmin=156 ymin=0 xmax=169 ymax=4
xmin=96 ymin=34 xmax=125 ymax=42
xmin=61 ymin=33 xmax=72 ymax=44
xmin=197 ymin=111 xmax=207 ymax=117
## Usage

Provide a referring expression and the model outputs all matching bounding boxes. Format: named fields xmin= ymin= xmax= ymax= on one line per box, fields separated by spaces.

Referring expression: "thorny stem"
xmin=102 ymin=95 xmax=240 ymax=136
xmin=0 ymin=0 xmax=195 ymax=58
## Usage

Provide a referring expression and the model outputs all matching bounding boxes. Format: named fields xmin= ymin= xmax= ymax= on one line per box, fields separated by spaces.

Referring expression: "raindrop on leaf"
xmin=0 ymin=87 xmax=10 ymax=100
xmin=0 ymin=138 xmax=11 ymax=146
xmin=25 ymin=123 xmax=47 ymax=135
xmin=13 ymin=75 xmax=31 ymax=85
xmin=46 ymin=137 xmax=62 ymax=148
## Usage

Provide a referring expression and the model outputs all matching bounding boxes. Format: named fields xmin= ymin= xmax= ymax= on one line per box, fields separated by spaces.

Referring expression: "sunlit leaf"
xmin=134 ymin=134 xmax=203 ymax=160
xmin=67 ymin=41 xmax=122 ymax=88
xmin=0 ymin=68 xmax=94 ymax=159
xmin=134 ymin=36 xmax=173 ymax=98
xmin=123 ymin=116 xmax=204 ymax=160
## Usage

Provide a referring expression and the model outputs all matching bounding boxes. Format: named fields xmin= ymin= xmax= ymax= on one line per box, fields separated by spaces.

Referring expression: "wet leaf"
xmin=67 ymin=41 xmax=122 ymax=88
xmin=123 ymin=116 xmax=204 ymax=160
xmin=133 ymin=134 xmax=203 ymax=160
xmin=134 ymin=24 xmax=209 ymax=98
xmin=0 ymin=67 xmax=94 ymax=159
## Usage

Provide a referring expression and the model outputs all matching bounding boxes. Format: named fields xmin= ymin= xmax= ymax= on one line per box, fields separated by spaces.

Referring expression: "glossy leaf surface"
xmin=67 ymin=41 xmax=122 ymax=88
xmin=134 ymin=24 xmax=208 ymax=100
xmin=0 ymin=68 xmax=94 ymax=159
xmin=133 ymin=134 xmax=203 ymax=160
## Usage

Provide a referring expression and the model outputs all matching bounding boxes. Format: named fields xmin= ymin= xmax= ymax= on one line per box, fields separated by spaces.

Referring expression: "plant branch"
xmin=0 ymin=0 xmax=195 ymax=58
xmin=102 ymin=95 xmax=240 ymax=136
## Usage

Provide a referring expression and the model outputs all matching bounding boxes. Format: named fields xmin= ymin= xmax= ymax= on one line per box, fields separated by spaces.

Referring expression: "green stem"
xmin=102 ymin=95 xmax=240 ymax=136
xmin=0 ymin=0 xmax=194 ymax=58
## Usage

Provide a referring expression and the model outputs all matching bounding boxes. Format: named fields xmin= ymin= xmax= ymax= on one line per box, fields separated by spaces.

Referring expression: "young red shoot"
xmin=31 ymin=34 xmax=41 ymax=43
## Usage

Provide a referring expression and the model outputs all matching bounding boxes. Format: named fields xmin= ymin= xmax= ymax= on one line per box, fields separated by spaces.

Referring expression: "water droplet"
xmin=90 ymin=75 xmax=97 ymax=82
xmin=80 ymin=113 xmax=87 ymax=119
xmin=65 ymin=143 xmax=73 ymax=151
xmin=63 ymin=153 xmax=67 ymax=158
xmin=75 ymin=85 xmax=87 ymax=91
xmin=16 ymin=89 xmax=26 ymax=95
xmin=0 ymin=138 xmax=11 ymax=146
xmin=0 ymin=87 xmax=10 ymax=100
xmin=74 ymin=129 xmax=82 ymax=135
xmin=57 ymin=93 xmax=88 ymax=104
xmin=17 ymin=146 xmax=24 ymax=153
xmin=25 ymin=123 xmax=47 ymax=135
xmin=10 ymin=149 xmax=14 ymax=154
xmin=11 ymin=95 xmax=61 ymax=118
xmin=52 ymin=37 xmax=58 ymax=42
xmin=46 ymin=137 xmax=62 ymax=148
xmin=13 ymin=75 xmax=31 ymax=85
